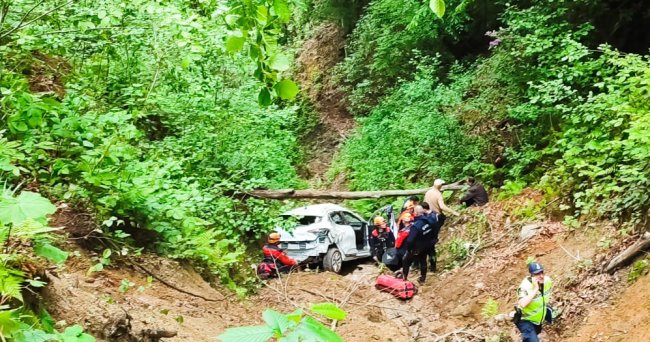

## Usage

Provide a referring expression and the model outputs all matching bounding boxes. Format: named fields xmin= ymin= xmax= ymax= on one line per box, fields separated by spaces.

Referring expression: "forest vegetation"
xmin=1 ymin=0 xmax=649 ymax=340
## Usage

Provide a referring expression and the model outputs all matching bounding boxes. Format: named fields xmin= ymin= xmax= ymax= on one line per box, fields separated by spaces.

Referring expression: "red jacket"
xmin=262 ymin=244 xmax=297 ymax=266
xmin=395 ymin=227 xmax=410 ymax=249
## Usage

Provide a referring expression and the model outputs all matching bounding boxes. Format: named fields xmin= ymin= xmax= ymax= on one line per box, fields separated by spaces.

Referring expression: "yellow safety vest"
xmin=518 ymin=276 xmax=553 ymax=325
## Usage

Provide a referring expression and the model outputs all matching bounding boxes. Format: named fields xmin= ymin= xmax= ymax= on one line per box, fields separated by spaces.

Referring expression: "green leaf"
xmin=0 ymin=191 xmax=56 ymax=226
xmin=273 ymin=80 xmax=299 ymax=100
xmin=268 ymin=53 xmax=291 ymax=71
xmin=216 ymin=325 xmax=274 ymax=342
xmin=34 ymin=241 xmax=69 ymax=264
xmin=273 ymin=0 xmax=291 ymax=23
xmin=256 ymin=5 xmax=269 ymax=25
xmin=429 ymin=0 xmax=446 ymax=18
xmin=225 ymin=35 xmax=246 ymax=54
xmin=283 ymin=316 xmax=343 ymax=342
xmin=309 ymin=303 xmax=347 ymax=321
xmin=262 ymin=309 xmax=294 ymax=335
xmin=225 ymin=14 xmax=240 ymax=27
xmin=0 ymin=267 xmax=24 ymax=302
xmin=258 ymin=88 xmax=272 ymax=106
xmin=0 ymin=310 xmax=21 ymax=336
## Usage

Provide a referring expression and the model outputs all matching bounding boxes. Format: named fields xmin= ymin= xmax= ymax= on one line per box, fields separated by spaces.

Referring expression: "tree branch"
xmin=243 ymin=183 xmax=465 ymax=200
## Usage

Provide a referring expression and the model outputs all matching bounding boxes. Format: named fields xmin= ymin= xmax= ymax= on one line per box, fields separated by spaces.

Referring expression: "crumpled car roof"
xmin=281 ymin=203 xmax=349 ymax=217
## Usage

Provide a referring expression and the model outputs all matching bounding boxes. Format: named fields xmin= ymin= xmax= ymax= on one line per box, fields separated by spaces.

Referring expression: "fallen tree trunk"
xmin=246 ymin=184 xmax=465 ymax=200
xmin=602 ymin=232 xmax=650 ymax=274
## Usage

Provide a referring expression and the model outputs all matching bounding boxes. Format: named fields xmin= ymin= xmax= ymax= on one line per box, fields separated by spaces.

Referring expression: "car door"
xmin=341 ymin=211 xmax=369 ymax=252
xmin=329 ymin=211 xmax=357 ymax=256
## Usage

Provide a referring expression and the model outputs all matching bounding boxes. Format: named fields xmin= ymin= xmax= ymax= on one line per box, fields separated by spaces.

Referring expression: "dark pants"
xmin=428 ymin=245 xmax=437 ymax=272
xmin=516 ymin=308 xmax=553 ymax=342
xmin=402 ymin=248 xmax=431 ymax=282
xmin=462 ymin=198 xmax=476 ymax=207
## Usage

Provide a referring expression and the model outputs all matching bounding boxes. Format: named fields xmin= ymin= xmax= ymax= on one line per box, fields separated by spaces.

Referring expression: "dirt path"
xmin=295 ymin=22 xmax=355 ymax=187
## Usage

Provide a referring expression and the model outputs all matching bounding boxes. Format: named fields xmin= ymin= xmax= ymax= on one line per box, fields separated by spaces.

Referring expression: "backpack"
xmin=256 ymin=261 xmax=277 ymax=279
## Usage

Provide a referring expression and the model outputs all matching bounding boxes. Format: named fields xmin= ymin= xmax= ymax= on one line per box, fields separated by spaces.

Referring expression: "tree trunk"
xmin=602 ymin=232 xmax=650 ymax=274
xmin=245 ymin=184 xmax=465 ymax=200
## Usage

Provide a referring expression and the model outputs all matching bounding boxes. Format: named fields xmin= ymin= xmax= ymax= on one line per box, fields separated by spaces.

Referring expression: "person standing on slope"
xmin=401 ymin=205 xmax=438 ymax=284
xmin=424 ymin=179 xmax=460 ymax=226
xmin=515 ymin=262 xmax=556 ymax=342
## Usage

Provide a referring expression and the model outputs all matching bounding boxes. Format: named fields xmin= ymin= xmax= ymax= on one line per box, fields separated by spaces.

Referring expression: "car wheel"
xmin=323 ymin=247 xmax=343 ymax=273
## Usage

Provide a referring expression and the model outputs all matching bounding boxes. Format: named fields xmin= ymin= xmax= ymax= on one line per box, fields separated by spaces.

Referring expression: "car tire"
xmin=323 ymin=247 xmax=343 ymax=273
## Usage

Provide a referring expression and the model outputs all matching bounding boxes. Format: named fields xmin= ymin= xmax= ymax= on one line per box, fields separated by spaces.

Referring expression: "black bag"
xmin=512 ymin=306 xmax=522 ymax=325
xmin=382 ymin=247 xmax=400 ymax=266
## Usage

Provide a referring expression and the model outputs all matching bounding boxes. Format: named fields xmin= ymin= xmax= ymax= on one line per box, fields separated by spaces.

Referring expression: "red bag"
xmin=375 ymin=275 xmax=417 ymax=299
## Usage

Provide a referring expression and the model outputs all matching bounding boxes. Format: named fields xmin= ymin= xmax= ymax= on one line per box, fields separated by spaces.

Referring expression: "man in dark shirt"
xmin=460 ymin=176 xmax=489 ymax=207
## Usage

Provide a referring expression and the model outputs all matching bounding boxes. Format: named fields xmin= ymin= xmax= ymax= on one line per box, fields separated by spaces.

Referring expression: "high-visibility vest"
xmin=518 ymin=276 xmax=553 ymax=325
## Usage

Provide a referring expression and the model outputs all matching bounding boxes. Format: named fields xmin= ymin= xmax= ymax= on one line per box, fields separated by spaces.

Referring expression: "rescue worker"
xmin=401 ymin=196 xmax=419 ymax=212
xmin=397 ymin=200 xmax=416 ymax=230
xmin=259 ymin=232 xmax=298 ymax=277
xmin=515 ymin=262 xmax=555 ymax=342
xmin=460 ymin=176 xmax=489 ymax=207
xmin=369 ymin=216 xmax=395 ymax=263
xmin=402 ymin=205 xmax=438 ymax=284
xmin=421 ymin=202 xmax=442 ymax=272
xmin=392 ymin=212 xmax=413 ymax=278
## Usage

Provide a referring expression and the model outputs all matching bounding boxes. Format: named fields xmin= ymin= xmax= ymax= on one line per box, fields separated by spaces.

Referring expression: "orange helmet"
xmin=401 ymin=212 xmax=413 ymax=223
xmin=373 ymin=216 xmax=386 ymax=225
xmin=268 ymin=232 xmax=281 ymax=244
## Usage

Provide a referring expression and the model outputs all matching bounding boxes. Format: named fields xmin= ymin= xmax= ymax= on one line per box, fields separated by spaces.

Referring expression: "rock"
xmin=520 ymin=223 xmax=542 ymax=240
xmin=450 ymin=301 xmax=473 ymax=317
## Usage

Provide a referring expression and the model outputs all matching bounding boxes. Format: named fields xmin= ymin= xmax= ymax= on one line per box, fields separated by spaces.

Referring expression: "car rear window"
xmin=281 ymin=215 xmax=322 ymax=225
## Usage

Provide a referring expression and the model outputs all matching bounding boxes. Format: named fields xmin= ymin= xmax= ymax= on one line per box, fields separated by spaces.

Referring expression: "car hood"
xmin=276 ymin=223 xmax=327 ymax=242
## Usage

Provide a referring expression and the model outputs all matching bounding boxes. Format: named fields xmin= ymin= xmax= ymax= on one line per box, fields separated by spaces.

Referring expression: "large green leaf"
xmin=0 ymin=191 xmax=56 ymax=226
xmin=216 ymin=325 xmax=274 ymax=342
xmin=225 ymin=35 xmax=246 ymax=54
xmin=262 ymin=309 xmax=294 ymax=335
xmin=273 ymin=0 xmax=291 ymax=23
xmin=0 ymin=310 xmax=21 ymax=337
xmin=59 ymin=324 xmax=95 ymax=342
xmin=34 ymin=241 xmax=69 ymax=264
xmin=281 ymin=316 xmax=343 ymax=342
xmin=429 ymin=0 xmax=446 ymax=18
xmin=309 ymin=303 xmax=347 ymax=321
xmin=273 ymin=80 xmax=299 ymax=100
xmin=268 ymin=53 xmax=291 ymax=72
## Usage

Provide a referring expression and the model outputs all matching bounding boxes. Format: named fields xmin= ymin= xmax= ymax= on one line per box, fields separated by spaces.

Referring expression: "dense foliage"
xmin=0 ymin=0 xmax=307 ymax=300
xmin=331 ymin=0 xmax=650 ymax=226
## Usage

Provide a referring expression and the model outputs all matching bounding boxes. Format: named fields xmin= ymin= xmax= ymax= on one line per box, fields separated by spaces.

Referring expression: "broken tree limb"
xmin=246 ymin=184 xmax=465 ymax=200
xmin=602 ymin=232 xmax=650 ymax=274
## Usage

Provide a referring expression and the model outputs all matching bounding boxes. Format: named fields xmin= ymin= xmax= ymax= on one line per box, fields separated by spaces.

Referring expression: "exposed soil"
xmin=295 ymin=22 xmax=356 ymax=187
xmin=40 ymin=193 xmax=650 ymax=341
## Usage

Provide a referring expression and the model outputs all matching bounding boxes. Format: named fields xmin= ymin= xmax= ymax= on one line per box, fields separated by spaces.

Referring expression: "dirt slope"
xmin=294 ymin=22 xmax=355 ymax=187
xmin=41 ymin=193 xmax=650 ymax=341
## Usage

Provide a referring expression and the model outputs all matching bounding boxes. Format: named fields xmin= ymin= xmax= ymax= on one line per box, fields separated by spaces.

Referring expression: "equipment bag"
xmin=381 ymin=247 xmax=400 ymax=266
xmin=375 ymin=275 xmax=417 ymax=300
xmin=256 ymin=261 xmax=277 ymax=280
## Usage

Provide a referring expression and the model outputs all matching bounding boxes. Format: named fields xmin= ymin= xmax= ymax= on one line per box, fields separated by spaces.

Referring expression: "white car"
xmin=275 ymin=203 xmax=372 ymax=273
